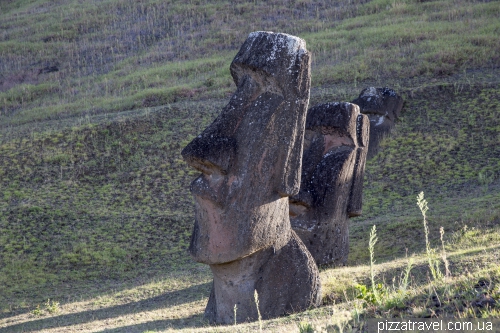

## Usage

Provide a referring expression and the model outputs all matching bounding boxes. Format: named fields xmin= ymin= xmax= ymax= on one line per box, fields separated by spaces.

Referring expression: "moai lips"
xmin=290 ymin=102 xmax=369 ymax=266
xmin=182 ymin=31 xmax=320 ymax=324
xmin=351 ymin=87 xmax=403 ymax=159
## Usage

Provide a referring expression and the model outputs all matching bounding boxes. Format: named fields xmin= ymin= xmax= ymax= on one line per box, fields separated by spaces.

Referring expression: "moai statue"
xmin=289 ymin=102 xmax=369 ymax=266
xmin=182 ymin=31 xmax=321 ymax=325
xmin=351 ymin=87 xmax=403 ymax=159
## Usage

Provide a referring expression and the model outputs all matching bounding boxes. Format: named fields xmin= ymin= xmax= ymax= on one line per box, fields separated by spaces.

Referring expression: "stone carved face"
xmin=351 ymin=87 xmax=403 ymax=159
xmin=289 ymin=102 xmax=369 ymax=265
xmin=182 ymin=32 xmax=311 ymax=265
xmin=353 ymin=87 xmax=402 ymax=121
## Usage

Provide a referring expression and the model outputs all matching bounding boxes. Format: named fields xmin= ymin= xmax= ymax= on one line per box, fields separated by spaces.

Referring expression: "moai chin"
xmin=182 ymin=31 xmax=320 ymax=324
xmin=289 ymin=102 xmax=369 ymax=266
xmin=351 ymin=87 xmax=403 ymax=159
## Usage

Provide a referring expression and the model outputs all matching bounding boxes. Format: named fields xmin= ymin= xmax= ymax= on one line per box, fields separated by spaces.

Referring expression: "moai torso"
xmin=290 ymin=102 xmax=369 ymax=266
xmin=182 ymin=31 xmax=320 ymax=324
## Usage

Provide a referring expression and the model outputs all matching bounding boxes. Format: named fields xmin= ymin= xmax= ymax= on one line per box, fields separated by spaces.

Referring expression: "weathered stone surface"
xmin=182 ymin=31 xmax=320 ymax=324
xmin=205 ymin=232 xmax=320 ymax=323
xmin=289 ymin=102 xmax=369 ymax=266
xmin=351 ymin=87 xmax=403 ymax=159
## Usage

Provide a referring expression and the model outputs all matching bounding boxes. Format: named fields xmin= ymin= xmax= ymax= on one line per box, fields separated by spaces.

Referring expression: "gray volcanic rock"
xmin=289 ymin=102 xmax=369 ymax=266
xmin=351 ymin=87 xmax=403 ymax=159
xmin=182 ymin=31 xmax=320 ymax=324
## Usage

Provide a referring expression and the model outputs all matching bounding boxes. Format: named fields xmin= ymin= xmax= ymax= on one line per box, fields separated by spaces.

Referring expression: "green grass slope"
xmin=0 ymin=0 xmax=499 ymax=332
xmin=1 ymin=0 xmax=499 ymax=125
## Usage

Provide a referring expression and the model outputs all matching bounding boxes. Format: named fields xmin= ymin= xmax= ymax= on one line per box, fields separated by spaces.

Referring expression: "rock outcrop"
xmin=289 ymin=102 xmax=369 ymax=266
xmin=182 ymin=31 xmax=320 ymax=324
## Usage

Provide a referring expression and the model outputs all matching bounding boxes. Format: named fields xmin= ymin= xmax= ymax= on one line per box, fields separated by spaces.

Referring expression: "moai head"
xmin=289 ymin=102 xmax=369 ymax=265
xmin=351 ymin=87 xmax=403 ymax=159
xmin=182 ymin=31 xmax=311 ymax=265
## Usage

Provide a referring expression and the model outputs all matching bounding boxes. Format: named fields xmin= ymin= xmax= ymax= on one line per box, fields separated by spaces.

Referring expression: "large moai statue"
xmin=289 ymin=102 xmax=369 ymax=266
xmin=182 ymin=31 xmax=321 ymax=324
xmin=351 ymin=87 xmax=403 ymax=159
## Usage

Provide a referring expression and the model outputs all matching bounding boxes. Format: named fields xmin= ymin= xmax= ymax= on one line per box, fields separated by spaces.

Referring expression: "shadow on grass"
xmin=447 ymin=244 xmax=500 ymax=258
xmin=94 ymin=314 xmax=208 ymax=333
xmin=0 ymin=281 xmax=211 ymax=333
xmin=0 ymin=261 xmax=198 ymax=321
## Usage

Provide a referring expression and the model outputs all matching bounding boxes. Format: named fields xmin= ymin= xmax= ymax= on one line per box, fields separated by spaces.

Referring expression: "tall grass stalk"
xmin=401 ymin=256 xmax=414 ymax=294
xmin=233 ymin=304 xmax=237 ymax=326
xmin=369 ymin=225 xmax=380 ymax=305
xmin=417 ymin=191 xmax=443 ymax=281
xmin=440 ymin=226 xmax=451 ymax=278
xmin=254 ymin=289 xmax=262 ymax=332
xmin=385 ymin=254 xmax=414 ymax=310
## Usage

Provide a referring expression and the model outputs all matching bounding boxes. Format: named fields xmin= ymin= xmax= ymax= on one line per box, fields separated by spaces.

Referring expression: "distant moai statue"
xmin=182 ymin=31 xmax=321 ymax=324
xmin=352 ymin=87 xmax=403 ymax=159
xmin=289 ymin=102 xmax=369 ymax=266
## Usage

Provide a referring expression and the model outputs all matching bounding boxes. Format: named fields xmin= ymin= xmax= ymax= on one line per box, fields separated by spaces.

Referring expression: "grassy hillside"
xmin=0 ymin=0 xmax=499 ymax=332
xmin=1 ymin=0 xmax=499 ymax=126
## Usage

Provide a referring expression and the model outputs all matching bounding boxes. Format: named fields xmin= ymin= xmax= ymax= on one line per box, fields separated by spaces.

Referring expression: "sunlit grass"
xmin=1 ymin=0 xmax=499 ymax=125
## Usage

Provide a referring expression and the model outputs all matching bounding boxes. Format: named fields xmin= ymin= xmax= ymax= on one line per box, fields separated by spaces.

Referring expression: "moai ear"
xmin=272 ymin=87 xmax=310 ymax=197
xmin=347 ymin=112 xmax=370 ymax=217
